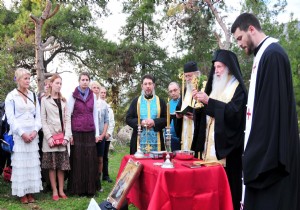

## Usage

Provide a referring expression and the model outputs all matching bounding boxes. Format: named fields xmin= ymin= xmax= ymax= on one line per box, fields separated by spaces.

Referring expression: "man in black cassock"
xmin=231 ymin=13 xmax=300 ymax=210
xmin=126 ymin=74 xmax=166 ymax=154
xmin=192 ymin=50 xmax=247 ymax=210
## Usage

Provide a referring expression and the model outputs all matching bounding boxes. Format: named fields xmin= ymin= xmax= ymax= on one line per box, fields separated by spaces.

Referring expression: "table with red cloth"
xmin=117 ymin=155 xmax=233 ymax=210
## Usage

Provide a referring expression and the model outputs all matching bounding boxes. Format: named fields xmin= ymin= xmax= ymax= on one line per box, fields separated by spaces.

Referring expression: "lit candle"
xmin=137 ymin=101 xmax=141 ymax=125
xmin=167 ymin=98 xmax=170 ymax=128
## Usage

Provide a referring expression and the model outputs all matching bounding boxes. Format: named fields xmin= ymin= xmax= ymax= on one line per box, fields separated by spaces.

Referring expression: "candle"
xmin=137 ymin=101 xmax=141 ymax=125
xmin=182 ymin=75 xmax=185 ymax=101
xmin=167 ymin=98 xmax=170 ymax=128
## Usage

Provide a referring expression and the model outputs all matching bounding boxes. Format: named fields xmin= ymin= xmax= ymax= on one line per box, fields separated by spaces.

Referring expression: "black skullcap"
xmin=184 ymin=61 xmax=199 ymax=73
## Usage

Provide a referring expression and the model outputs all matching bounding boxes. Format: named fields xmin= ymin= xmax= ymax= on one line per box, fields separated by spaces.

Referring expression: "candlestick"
xmin=161 ymin=127 xmax=174 ymax=168
xmin=167 ymin=98 xmax=170 ymax=128
xmin=137 ymin=101 xmax=140 ymax=125
xmin=134 ymin=101 xmax=144 ymax=158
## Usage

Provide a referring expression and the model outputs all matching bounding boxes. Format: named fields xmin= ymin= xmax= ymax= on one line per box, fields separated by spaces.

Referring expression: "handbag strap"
xmin=17 ymin=89 xmax=36 ymax=107
xmin=54 ymin=98 xmax=64 ymax=133
xmin=17 ymin=89 xmax=37 ymax=118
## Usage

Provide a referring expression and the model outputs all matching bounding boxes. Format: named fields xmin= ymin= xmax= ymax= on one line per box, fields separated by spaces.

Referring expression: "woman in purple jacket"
xmin=67 ymin=72 xmax=100 ymax=196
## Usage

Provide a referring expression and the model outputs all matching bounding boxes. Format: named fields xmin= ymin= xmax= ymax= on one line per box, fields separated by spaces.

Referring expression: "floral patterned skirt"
xmin=42 ymin=150 xmax=70 ymax=170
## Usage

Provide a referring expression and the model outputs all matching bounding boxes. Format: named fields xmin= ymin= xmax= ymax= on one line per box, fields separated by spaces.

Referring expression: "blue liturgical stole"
xmin=138 ymin=95 xmax=161 ymax=153
xmin=169 ymin=99 xmax=179 ymax=138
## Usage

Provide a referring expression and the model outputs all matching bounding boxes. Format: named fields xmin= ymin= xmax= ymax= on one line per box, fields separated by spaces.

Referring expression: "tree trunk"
xmin=30 ymin=0 xmax=60 ymax=93
xmin=35 ymin=21 xmax=45 ymax=92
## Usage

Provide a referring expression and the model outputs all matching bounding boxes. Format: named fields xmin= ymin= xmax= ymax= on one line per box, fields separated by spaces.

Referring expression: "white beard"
xmin=186 ymin=81 xmax=193 ymax=93
xmin=210 ymin=70 xmax=230 ymax=100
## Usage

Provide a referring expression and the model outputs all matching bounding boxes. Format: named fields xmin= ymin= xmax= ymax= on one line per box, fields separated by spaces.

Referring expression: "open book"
xmin=175 ymin=105 xmax=200 ymax=115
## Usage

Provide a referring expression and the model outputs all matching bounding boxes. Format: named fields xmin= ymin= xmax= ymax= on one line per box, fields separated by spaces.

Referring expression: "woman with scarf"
xmin=67 ymin=72 xmax=100 ymax=196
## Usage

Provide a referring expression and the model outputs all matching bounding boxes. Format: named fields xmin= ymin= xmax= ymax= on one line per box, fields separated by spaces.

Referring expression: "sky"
xmin=59 ymin=0 xmax=300 ymax=97
xmin=3 ymin=0 xmax=300 ymax=97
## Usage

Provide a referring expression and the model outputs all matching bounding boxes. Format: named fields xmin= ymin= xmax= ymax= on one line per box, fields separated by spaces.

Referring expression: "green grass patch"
xmin=0 ymin=144 xmax=138 ymax=210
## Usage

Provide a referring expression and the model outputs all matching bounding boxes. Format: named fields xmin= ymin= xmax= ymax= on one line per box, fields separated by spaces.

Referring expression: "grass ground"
xmin=0 ymin=144 xmax=137 ymax=210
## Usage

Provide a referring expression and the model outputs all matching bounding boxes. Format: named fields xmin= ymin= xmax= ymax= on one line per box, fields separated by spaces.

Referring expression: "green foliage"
xmin=110 ymin=0 xmax=170 ymax=126
xmin=1 ymin=0 xmax=299 ymax=127
xmin=281 ymin=19 xmax=300 ymax=122
xmin=165 ymin=4 xmax=217 ymax=79
xmin=0 ymin=144 xmax=139 ymax=210
xmin=0 ymin=53 xmax=16 ymax=102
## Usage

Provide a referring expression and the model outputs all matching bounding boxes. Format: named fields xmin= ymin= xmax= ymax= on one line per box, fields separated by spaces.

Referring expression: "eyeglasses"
xmin=142 ymin=82 xmax=154 ymax=86
xmin=169 ymin=88 xmax=179 ymax=93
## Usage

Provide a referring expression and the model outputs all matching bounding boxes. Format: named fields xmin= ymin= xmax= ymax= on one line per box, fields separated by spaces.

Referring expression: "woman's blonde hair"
xmin=15 ymin=68 xmax=30 ymax=87
xmin=46 ymin=74 xmax=66 ymax=102
xmin=89 ymin=81 xmax=101 ymax=89
xmin=89 ymin=81 xmax=101 ymax=99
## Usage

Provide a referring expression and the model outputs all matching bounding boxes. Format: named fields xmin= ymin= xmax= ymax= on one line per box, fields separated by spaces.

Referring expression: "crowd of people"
xmin=0 ymin=12 xmax=299 ymax=210
xmin=1 ymin=71 xmax=116 ymax=204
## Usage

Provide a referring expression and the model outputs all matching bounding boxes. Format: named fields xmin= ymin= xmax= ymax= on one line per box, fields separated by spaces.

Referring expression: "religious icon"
xmin=108 ymin=159 xmax=143 ymax=209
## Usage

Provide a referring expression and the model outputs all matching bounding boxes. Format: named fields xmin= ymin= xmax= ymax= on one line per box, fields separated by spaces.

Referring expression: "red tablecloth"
xmin=117 ymin=155 xmax=233 ymax=210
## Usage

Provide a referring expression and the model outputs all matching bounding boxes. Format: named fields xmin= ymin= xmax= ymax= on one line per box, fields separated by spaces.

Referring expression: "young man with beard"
xmin=126 ymin=74 xmax=167 ymax=154
xmin=231 ymin=13 xmax=300 ymax=210
xmin=175 ymin=61 xmax=200 ymax=152
xmin=192 ymin=50 xmax=247 ymax=210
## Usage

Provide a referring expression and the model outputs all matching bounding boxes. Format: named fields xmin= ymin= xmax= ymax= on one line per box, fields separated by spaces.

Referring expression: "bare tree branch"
xmin=47 ymin=4 xmax=60 ymax=19
xmin=29 ymin=14 xmax=39 ymax=22
xmin=41 ymin=0 xmax=52 ymax=20
xmin=44 ymin=44 xmax=60 ymax=51
xmin=44 ymin=46 xmax=74 ymax=66
xmin=42 ymin=36 xmax=55 ymax=48
xmin=204 ymin=0 xmax=231 ymax=49
xmin=60 ymin=50 xmax=93 ymax=69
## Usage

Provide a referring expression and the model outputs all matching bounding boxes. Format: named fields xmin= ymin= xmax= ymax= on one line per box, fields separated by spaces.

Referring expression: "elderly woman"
xmin=5 ymin=68 xmax=42 ymax=204
xmin=40 ymin=74 xmax=71 ymax=201
xmin=90 ymin=81 xmax=109 ymax=191
xmin=67 ymin=72 xmax=100 ymax=196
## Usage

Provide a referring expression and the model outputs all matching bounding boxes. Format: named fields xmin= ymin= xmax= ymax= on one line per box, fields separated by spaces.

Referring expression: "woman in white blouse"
xmin=5 ymin=68 xmax=43 ymax=204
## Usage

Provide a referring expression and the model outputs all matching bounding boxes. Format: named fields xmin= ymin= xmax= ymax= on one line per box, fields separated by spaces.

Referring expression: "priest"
xmin=175 ymin=61 xmax=201 ymax=152
xmin=193 ymin=49 xmax=247 ymax=210
xmin=126 ymin=74 xmax=167 ymax=154
xmin=231 ymin=13 xmax=300 ymax=210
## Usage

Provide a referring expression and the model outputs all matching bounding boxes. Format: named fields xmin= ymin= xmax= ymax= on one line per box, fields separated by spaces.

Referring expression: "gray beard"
xmin=210 ymin=70 xmax=230 ymax=99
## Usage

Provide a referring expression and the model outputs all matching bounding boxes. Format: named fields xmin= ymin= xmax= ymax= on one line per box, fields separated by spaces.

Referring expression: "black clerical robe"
xmin=126 ymin=96 xmax=167 ymax=155
xmin=243 ymin=43 xmax=300 ymax=210
xmin=197 ymin=84 xmax=246 ymax=210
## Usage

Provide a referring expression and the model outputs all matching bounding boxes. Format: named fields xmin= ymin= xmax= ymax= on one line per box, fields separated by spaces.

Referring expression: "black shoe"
xmin=103 ymin=176 xmax=113 ymax=183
